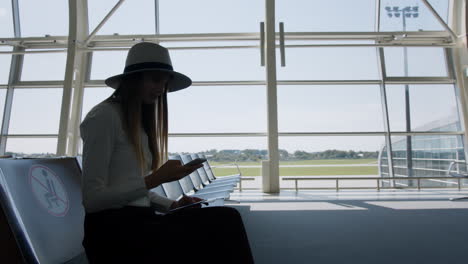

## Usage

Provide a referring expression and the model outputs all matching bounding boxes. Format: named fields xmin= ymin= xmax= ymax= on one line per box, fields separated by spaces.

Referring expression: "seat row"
xmin=0 ymin=155 xmax=244 ymax=263
xmin=152 ymin=153 xmax=241 ymax=203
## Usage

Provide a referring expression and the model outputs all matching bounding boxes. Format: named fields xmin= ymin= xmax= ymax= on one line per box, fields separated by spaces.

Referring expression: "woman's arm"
xmin=144 ymin=160 xmax=203 ymax=189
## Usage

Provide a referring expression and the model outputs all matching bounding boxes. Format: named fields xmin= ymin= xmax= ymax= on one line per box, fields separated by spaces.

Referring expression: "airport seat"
xmin=198 ymin=154 xmax=241 ymax=183
xmin=0 ymin=157 xmax=87 ymax=264
xmin=447 ymin=161 xmax=468 ymax=201
xmin=152 ymin=185 xmax=167 ymax=197
xmin=190 ymin=154 xmax=238 ymax=188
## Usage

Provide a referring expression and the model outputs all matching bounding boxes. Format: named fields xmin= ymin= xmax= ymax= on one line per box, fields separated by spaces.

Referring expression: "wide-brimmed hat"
xmin=105 ymin=42 xmax=192 ymax=92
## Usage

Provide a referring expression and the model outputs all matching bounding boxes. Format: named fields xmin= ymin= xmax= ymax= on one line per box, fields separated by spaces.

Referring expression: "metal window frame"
xmin=446 ymin=0 xmax=468 ymax=168
xmin=56 ymin=0 xmax=90 ymax=156
xmin=0 ymin=30 xmax=455 ymax=50
xmin=0 ymin=0 xmax=22 ymax=155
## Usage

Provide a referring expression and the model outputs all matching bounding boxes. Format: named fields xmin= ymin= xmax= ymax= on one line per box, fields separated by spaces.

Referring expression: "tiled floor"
xmin=230 ymin=188 xmax=468 ymax=203
xmin=226 ymin=189 xmax=468 ymax=264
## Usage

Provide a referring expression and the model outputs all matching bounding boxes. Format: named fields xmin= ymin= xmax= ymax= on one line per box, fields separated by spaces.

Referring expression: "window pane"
xmin=19 ymin=0 xmax=68 ymax=36
xmin=9 ymin=88 xmax=62 ymax=134
xmin=203 ymin=150 xmax=264 ymax=181
xmin=379 ymin=0 xmax=448 ymax=32
xmin=169 ymin=136 xmax=266 ymax=188
xmin=6 ymin=137 xmax=57 ymax=156
xmin=277 ymin=0 xmax=376 ymax=32
xmin=90 ymin=51 xmax=126 ymax=80
xmin=159 ymin=0 xmax=262 ymax=34
xmin=22 ymin=52 xmax=67 ymax=81
xmin=0 ymin=89 xmax=6 ymax=124
xmin=278 ymin=85 xmax=384 ymax=132
xmin=280 ymin=136 xmax=384 ymax=154
xmin=0 ymin=0 xmax=13 ymax=37
xmin=169 ymin=136 xmax=266 ymax=154
xmin=0 ymin=47 xmax=11 ymax=84
xmin=279 ymin=136 xmax=386 ymax=189
xmin=169 ymin=48 xmax=263 ymax=81
xmin=386 ymin=85 xmax=460 ymax=131
xmin=163 ymin=40 xmax=258 ymax=48
xmin=91 ymin=47 xmax=264 ymax=82
xmin=169 ymin=86 xmax=266 ymax=133
xmin=384 ymin=48 xmax=447 ymax=77
xmin=82 ymin=87 xmax=114 ymax=120
xmin=278 ymin=47 xmax=379 ymax=80
xmin=88 ymin=0 xmax=154 ymax=35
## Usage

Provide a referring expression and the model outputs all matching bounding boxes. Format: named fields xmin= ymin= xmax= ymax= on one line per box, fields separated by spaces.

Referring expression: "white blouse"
xmin=80 ymin=100 xmax=174 ymax=213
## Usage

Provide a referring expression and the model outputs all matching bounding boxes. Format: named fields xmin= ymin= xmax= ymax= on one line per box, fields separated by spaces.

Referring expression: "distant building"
xmin=379 ymin=113 xmax=467 ymax=188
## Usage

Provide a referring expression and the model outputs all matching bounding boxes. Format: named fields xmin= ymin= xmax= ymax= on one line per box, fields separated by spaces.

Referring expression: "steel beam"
xmin=264 ymin=0 xmax=280 ymax=193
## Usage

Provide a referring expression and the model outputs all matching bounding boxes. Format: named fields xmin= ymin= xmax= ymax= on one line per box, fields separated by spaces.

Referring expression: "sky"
xmin=0 ymin=0 xmax=461 ymax=155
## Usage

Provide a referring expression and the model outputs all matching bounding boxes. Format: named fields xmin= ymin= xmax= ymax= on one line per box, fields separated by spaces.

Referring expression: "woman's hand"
xmin=144 ymin=160 xmax=202 ymax=189
xmin=170 ymin=195 xmax=204 ymax=210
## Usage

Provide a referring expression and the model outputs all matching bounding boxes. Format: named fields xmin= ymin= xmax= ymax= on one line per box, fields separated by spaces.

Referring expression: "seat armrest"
xmin=447 ymin=161 xmax=468 ymax=178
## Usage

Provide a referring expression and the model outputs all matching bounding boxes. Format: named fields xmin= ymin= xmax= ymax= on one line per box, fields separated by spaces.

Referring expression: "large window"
xmin=9 ymin=88 xmax=62 ymax=134
xmin=6 ymin=138 xmax=57 ymax=156
xmin=88 ymin=0 xmax=155 ymax=35
xmin=278 ymin=85 xmax=384 ymax=132
xmin=159 ymin=0 xmax=263 ymax=34
xmin=0 ymin=0 xmax=465 ymax=191
xmin=169 ymin=48 xmax=263 ymax=82
xmin=386 ymin=84 xmax=460 ymax=131
xmin=18 ymin=0 xmax=68 ymax=37
xmin=22 ymin=52 xmax=67 ymax=81
xmin=384 ymin=48 xmax=447 ymax=77
xmin=279 ymin=136 xmax=386 ymax=189
xmin=89 ymin=51 xmax=127 ymax=80
xmin=0 ymin=0 xmax=13 ymax=38
xmin=277 ymin=46 xmax=379 ymax=80
xmin=0 ymin=89 xmax=6 ymax=125
xmin=379 ymin=0 xmax=449 ymax=32
xmin=82 ymin=87 xmax=115 ymax=119
xmin=169 ymin=85 xmax=266 ymax=133
xmin=276 ymin=0 xmax=376 ymax=32
xmin=0 ymin=48 xmax=11 ymax=84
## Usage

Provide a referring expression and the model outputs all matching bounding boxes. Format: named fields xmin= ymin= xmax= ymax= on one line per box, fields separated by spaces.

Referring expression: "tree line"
xmin=5 ymin=149 xmax=379 ymax=162
xmin=173 ymin=149 xmax=379 ymax=162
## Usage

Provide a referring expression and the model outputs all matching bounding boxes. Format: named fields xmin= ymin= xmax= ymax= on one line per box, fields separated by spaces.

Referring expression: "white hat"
xmin=105 ymin=42 xmax=192 ymax=92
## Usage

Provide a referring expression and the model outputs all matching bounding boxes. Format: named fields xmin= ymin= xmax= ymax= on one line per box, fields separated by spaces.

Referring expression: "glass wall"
xmin=0 ymin=53 xmax=10 ymax=84
xmin=0 ymin=0 xmax=14 ymax=38
xmin=0 ymin=0 xmax=465 ymax=191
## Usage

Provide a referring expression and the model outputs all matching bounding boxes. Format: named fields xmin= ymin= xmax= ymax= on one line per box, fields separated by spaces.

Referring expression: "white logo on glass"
xmin=29 ymin=165 xmax=69 ymax=217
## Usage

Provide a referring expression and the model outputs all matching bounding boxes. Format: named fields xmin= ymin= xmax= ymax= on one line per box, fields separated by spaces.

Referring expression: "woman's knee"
xmin=204 ymin=206 xmax=242 ymax=220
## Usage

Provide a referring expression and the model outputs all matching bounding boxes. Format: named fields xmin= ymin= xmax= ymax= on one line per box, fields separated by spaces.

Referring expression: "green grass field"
xmin=211 ymin=159 xmax=379 ymax=177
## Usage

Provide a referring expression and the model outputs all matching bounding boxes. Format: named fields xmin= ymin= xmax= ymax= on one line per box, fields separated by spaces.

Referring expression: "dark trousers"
xmin=83 ymin=206 xmax=254 ymax=264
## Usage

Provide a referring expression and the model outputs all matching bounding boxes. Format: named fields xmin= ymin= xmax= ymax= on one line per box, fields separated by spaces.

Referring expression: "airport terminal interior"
xmin=1 ymin=0 xmax=468 ymax=263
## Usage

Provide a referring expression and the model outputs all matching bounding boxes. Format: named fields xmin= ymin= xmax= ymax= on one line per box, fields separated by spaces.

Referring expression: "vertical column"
xmin=375 ymin=0 xmax=395 ymax=185
xmin=449 ymin=0 xmax=468 ymax=163
xmin=0 ymin=0 xmax=22 ymax=155
xmin=263 ymin=0 xmax=280 ymax=193
xmin=377 ymin=47 xmax=395 ymax=185
xmin=154 ymin=0 xmax=160 ymax=38
xmin=57 ymin=0 xmax=89 ymax=156
xmin=402 ymin=14 xmax=413 ymax=178
xmin=66 ymin=0 xmax=89 ymax=156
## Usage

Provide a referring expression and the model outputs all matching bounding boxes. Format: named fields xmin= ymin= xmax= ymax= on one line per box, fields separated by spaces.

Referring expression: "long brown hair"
xmin=107 ymin=72 xmax=168 ymax=173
